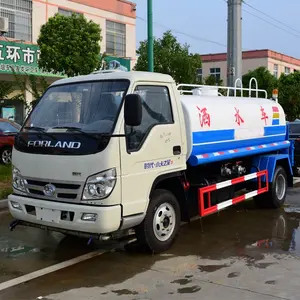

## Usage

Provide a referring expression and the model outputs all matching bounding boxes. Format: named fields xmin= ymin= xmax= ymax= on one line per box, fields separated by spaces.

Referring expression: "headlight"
xmin=12 ymin=166 xmax=26 ymax=192
xmin=82 ymin=168 xmax=117 ymax=200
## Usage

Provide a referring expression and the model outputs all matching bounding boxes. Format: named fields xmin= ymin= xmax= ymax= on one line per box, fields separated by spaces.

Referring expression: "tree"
xmin=135 ymin=31 xmax=202 ymax=84
xmin=11 ymin=69 xmax=50 ymax=112
xmin=278 ymin=72 xmax=300 ymax=121
xmin=203 ymin=74 xmax=223 ymax=86
xmin=0 ymin=81 xmax=14 ymax=99
xmin=242 ymin=67 xmax=277 ymax=98
xmin=37 ymin=13 xmax=101 ymax=77
xmin=97 ymin=52 xmax=108 ymax=70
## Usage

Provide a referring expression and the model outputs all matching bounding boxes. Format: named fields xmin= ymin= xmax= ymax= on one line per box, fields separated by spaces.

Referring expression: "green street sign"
xmin=104 ymin=55 xmax=131 ymax=71
xmin=0 ymin=40 xmax=64 ymax=77
xmin=0 ymin=40 xmax=131 ymax=77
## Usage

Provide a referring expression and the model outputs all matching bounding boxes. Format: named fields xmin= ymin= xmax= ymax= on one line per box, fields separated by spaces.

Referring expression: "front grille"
xmin=57 ymin=193 xmax=77 ymax=199
xmin=24 ymin=177 xmax=83 ymax=203
xmin=26 ymin=180 xmax=80 ymax=190
xmin=28 ymin=189 xmax=44 ymax=196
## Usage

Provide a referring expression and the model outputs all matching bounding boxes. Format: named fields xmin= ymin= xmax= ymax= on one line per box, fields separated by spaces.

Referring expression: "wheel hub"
xmin=2 ymin=149 xmax=11 ymax=164
xmin=276 ymin=174 xmax=286 ymax=201
xmin=153 ymin=203 xmax=176 ymax=242
xmin=163 ymin=216 xmax=170 ymax=228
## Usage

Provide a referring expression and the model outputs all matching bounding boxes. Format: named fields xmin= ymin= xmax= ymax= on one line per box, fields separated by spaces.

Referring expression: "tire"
xmin=254 ymin=166 xmax=287 ymax=209
xmin=135 ymin=189 xmax=181 ymax=254
xmin=0 ymin=147 xmax=12 ymax=165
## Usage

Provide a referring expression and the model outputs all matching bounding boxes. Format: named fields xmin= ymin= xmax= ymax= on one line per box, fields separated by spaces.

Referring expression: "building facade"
xmin=199 ymin=49 xmax=300 ymax=86
xmin=0 ymin=0 xmax=136 ymax=124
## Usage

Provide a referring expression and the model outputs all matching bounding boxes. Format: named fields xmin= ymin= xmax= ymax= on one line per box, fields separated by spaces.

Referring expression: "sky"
xmin=133 ymin=0 xmax=300 ymax=58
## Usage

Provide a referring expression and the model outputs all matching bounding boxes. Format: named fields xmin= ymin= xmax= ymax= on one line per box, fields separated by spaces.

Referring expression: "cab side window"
xmin=126 ymin=85 xmax=173 ymax=152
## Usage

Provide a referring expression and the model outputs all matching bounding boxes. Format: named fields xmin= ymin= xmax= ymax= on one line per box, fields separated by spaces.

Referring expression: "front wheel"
xmin=254 ymin=166 xmax=287 ymax=208
xmin=135 ymin=189 xmax=181 ymax=253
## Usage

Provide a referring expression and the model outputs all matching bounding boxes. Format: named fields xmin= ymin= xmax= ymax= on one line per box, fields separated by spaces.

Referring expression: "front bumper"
xmin=8 ymin=194 xmax=122 ymax=234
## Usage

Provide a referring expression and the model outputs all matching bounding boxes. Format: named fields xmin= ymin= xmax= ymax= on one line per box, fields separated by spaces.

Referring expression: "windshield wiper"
xmin=52 ymin=126 xmax=102 ymax=140
xmin=23 ymin=126 xmax=57 ymax=140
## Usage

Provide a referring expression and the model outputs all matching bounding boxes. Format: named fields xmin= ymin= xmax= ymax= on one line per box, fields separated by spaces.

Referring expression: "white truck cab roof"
xmin=50 ymin=71 xmax=175 ymax=87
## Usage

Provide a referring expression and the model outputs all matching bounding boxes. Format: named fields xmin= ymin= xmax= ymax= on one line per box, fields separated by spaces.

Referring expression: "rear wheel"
xmin=254 ymin=166 xmax=287 ymax=208
xmin=0 ymin=147 xmax=12 ymax=165
xmin=135 ymin=189 xmax=181 ymax=253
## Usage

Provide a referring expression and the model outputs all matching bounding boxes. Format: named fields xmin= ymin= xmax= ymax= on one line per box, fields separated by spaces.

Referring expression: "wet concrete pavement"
xmin=1 ymin=188 xmax=300 ymax=299
xmin=0 ymin=212 xmax=101 ymax=283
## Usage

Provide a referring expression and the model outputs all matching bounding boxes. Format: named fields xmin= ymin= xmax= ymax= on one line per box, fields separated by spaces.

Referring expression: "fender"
xmin=150 ymin=171 xmax=190 ymax=222
xmin=251 ymin=154 xmax=293 ymax=186
xmin=119 ymin=172 xmax=189 ymax=231
xmin=150 ymin=171 xmax=185 ymax=195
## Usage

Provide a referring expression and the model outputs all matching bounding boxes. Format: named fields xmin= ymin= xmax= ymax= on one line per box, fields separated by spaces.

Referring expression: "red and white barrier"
xmin=198 ymin=170 xmax=269 ymax=217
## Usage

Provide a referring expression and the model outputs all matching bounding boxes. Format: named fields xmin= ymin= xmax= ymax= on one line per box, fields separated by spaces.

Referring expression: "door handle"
xmin=173 ymin=145 xmax=181 ymax=155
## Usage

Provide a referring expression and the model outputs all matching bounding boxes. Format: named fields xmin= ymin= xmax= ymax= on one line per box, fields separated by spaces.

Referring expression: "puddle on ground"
xmin=254 ymin=262 xmax=276 ymax=269
xmin=3 ymin=191 xmax=300 ymax=299
xmin=198 ymin=264 xmax=228 ymax=272
xmin=177 ymin=286 xmax=202 ymax=294
xmin=165 ymin=197 xmax=300 ymax=261
xmin=171 ymin=278 xmax=192 ymax=285
xmin=0 ymin=241 xmax=40 ymax=258
xmin=112 ymin=289 xmax=139 ymax=296
xmin=228 ymin=272 xmax=240 ymax=278
xmin=0 ymin=214 xmax=103 ymax=284
xmin=265 ymin=280 xmax=276 ymax=285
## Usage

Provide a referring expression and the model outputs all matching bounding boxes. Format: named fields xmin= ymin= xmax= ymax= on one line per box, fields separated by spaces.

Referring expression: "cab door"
xmin=120 ymin=82 xmax=186 ymax=217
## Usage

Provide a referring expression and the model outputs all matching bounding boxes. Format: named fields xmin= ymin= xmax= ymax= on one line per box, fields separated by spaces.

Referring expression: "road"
xmin=1 ymin=187 xmax=300 ymax=300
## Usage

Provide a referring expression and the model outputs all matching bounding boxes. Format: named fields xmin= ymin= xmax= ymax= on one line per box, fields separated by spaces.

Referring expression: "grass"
xmin=0 ymin=164 xmax=12 ymax=200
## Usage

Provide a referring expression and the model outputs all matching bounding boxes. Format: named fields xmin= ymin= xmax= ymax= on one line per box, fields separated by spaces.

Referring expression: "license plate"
xmin=36 ymin=207 xmax=60 ymax=223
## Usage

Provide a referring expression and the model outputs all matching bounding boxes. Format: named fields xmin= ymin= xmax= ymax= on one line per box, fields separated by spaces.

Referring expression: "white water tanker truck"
xmin=7 ymin=71 xmax=294 ymax=253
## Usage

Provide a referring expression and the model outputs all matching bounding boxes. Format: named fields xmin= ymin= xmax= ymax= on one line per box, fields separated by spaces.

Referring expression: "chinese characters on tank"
xmin=197 ymin=106 xmax=211 ymax=127
xmin=260 ymin=106 xmax=269 ymax=125
xmin=234 ymin=107 xmax=244 ymax=126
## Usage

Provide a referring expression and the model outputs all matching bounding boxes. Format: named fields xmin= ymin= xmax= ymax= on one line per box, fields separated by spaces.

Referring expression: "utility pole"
xmin=147 ymin=0 xmax=154 ymax=72
xmin=227 ymin=0 xmax=242 ymax=88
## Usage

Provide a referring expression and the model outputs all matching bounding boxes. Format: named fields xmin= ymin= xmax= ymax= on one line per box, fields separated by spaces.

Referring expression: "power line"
xmin=242 ymin=8 xmax=300 ymax=39
xmin=243 ymin=1 xmax=300 ymax=35
xmin=136 ymin=16 xmax=227 ymax=48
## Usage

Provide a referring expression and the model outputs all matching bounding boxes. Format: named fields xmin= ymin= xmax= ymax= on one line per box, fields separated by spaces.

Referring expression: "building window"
xmin=196 ymin=68 xmax=202 ymax=82
xmin=58 ymin=8 xmax=82 ymax=17
xmin=0 ymin=0 xmax=32 ymax=41
xmin=106 ymin=20 xmax=126 ymax=57
xmin=209 ymin=67 xmax=221 ymax=81
xmin=285 ymin=67 xmax=290 ymax=75
xmin=273 ymin=64 xmax=278 ymax=78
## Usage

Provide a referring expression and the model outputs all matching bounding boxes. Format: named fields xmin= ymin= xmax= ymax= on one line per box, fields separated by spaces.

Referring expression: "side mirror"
xmin=124 ymin=94 xmax=142 ymax=127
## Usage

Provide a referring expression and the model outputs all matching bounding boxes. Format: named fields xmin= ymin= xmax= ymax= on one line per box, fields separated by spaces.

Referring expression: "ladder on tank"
xmin=177 ymin=77 xmax=270 ymax=99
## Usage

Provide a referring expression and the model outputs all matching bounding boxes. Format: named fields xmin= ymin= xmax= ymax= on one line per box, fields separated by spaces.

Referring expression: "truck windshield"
xmin=23 ymin=80 xmax=129 ymax=134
